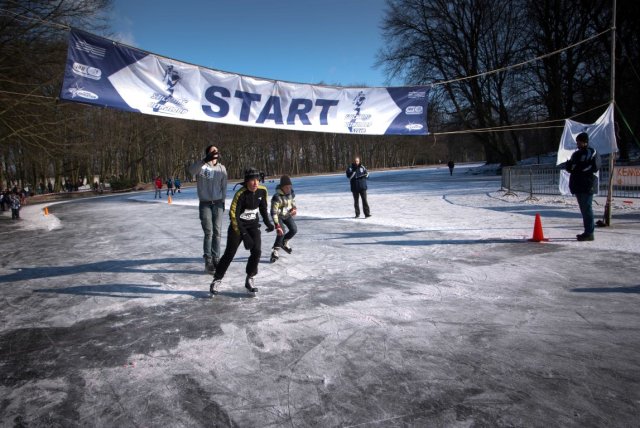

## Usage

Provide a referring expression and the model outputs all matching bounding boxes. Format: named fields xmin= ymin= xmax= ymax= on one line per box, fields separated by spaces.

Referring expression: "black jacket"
xmin=229 ymin=184 xmax=273 ymax=235
xmin=346 ymin=163 xmax=369 ymax=192
xmin=566 ymin=146 xmax=601 ymax=194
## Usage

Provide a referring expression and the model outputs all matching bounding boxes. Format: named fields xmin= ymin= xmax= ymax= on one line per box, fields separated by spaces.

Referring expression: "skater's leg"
xmin=199 ymin=203 xmax=214 ymax=260
xmin=352 ymin=191 xmax=360 ymax=217
xmin=360 ymin=190 xmax=370 ymax=217
xmin=245 ymin=228 xmax=261 ymax=278
xmin=283 ymin=217 xmax=297 ymax=241
xmin=211 ymin=201 xmax=224 ymax=262
xmin=214 ymin=226 xmax=242 ymax=280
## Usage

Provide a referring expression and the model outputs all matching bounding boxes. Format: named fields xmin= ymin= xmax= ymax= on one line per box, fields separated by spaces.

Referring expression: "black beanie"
xmin=280 ymin=175 xmax=292 ymax=186
xmin=244 ymin=167 xmax=260 ymax=181
xmin=576 ymin=132 xmax=589 ymax=143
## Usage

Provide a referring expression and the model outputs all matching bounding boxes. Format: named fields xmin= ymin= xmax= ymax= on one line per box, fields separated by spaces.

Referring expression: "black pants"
xmin=214 ymin=225 xmax=261 ymax=280
xmin=352 ymin=190 xmax=370 ymax=217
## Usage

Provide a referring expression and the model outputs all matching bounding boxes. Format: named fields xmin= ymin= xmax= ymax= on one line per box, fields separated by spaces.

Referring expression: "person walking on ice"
xmin=346 ymin=156 xmax=370 ymax=218
xmin=209 ymin=168 xmax=274 ymax=296
xmin=270 ymin=175 xmax=298 ymax=263
xmin=447 ymin=160 xmax=455 ymax=176
xmin=188 ymin=145 xmax=228 ymax=274
xmin=154 ymin=176 xmax=162 ymax=199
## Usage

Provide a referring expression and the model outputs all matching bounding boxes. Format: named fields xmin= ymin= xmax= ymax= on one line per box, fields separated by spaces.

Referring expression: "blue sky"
xmin=109 ymin=0 xmax=400 ymax=87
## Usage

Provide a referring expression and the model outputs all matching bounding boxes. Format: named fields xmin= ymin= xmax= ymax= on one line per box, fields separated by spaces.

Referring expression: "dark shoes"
xmin=204 ymin=256 xmax=217 ymax=274
xmin=282 ymin=241 xmax=293 ymax=254
xmin=576 ymin=233 xmax=594 ymax=241
xmin=245 ymin=276 xmax=258 ymax=295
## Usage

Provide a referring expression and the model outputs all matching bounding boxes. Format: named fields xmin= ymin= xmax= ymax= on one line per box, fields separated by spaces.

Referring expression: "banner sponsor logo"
xmin=148 ymin=64 xmax=189 ymax=115
xmin=67 ymin=84 xmax=99 ymax=100
xmin=60 ymin=29 xmax=430 ymax=136
xmin=405 ymin=106 xmax=423 ymax=115
xmin=72 ymin=62 xmax=102 ymax=80
xmin=75 ymin=39 xmax=106 ymax=58
xmin=614 ymin=166 xmax=640 ymax=187
xmin=408 ymin=90 xmax=427 ymax=99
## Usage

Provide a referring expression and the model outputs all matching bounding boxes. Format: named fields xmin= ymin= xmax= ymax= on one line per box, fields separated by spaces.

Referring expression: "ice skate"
xmin=282 ymin=240 xmax=293 ymax=254
xmin=204 ymin=256 xmax=216 ymax=275
xmin=270 ymin=248 xmax=279 ymax=263
xmin=245 ymin=276 xmax=258 ymax=296
xmin=209 ymin=278 xmax=222 ymax=296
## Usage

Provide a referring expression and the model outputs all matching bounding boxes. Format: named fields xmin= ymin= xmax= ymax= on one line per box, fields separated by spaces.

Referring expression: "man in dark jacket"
xmin=346 ymin=156 xmax=371 ymax=218
xmin=565 ymin=132 xmax=601 ymax=241
xmin=209 ymin=168 xmax=274 ymax=296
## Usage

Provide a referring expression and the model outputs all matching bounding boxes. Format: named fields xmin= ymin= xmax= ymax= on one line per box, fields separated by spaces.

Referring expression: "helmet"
xmin=244 ymin=167 xmax=261 ymax=181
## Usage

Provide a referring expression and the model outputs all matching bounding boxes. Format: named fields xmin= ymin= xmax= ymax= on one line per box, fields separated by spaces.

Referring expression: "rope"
xmin=432 ymin=28 xmax=612 ymax=87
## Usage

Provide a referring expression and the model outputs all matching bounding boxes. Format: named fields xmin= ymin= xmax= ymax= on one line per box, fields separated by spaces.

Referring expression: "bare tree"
xmin=377 ymin=0 xmax=530 ymax=165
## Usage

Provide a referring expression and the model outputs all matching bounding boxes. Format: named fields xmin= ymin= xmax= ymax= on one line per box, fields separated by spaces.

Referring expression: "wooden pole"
xmin=603 ymin=0 xmax=617 ymax=226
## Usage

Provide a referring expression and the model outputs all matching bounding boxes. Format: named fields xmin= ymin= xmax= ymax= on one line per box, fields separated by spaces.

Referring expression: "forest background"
xmin=1 ymin=0 xmax=638 ymax=191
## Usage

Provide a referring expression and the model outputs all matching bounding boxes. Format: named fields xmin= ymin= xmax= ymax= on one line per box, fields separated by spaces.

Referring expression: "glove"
xmin=265 ymin=224 xmax=275 ymax=233
xmin=203 ymin=150 xmax=219 ymax=163
xmin=275 ymin=225 xmax=284 ymax=236
xmin=241 ymin=233 xmax=254 ymax=250
xmin=290 ymin=208 xmax=297 ymax=217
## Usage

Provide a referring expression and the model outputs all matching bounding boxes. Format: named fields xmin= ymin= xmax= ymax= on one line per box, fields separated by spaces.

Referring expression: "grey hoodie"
xmin=188 ymin=160 xmax=228 ymax=202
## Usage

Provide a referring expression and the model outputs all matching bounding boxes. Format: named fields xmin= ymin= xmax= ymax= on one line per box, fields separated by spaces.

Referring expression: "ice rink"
xmin=1 ymin=164 xmax=639 ymax=426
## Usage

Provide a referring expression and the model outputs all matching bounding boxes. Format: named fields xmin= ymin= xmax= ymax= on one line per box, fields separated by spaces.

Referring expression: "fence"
xmin=501 ymin=164 xmax=640 ymax=198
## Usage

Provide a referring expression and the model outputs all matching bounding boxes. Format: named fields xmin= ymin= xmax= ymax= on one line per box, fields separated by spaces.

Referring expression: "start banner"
xmin=60 ymin=29 xmax=430 ymax=136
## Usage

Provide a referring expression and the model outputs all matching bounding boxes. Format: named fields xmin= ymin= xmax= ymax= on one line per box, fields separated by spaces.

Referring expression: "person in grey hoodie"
xmin=188 ymin=145 xmax=228 ymax=273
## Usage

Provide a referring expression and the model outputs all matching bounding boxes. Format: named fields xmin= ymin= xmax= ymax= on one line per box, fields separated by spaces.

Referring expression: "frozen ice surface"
xmin=1 ymin=164 xmax=639 ymax=426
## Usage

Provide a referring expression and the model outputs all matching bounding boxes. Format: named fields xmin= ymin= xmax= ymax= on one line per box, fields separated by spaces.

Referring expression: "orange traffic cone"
xmin=529 ymin=213 xmax=548 ymax=242
xmin=167 ymin=195 xmax=172 ymax=204
xmin=43 ymin=207 xmax=49 ymax=216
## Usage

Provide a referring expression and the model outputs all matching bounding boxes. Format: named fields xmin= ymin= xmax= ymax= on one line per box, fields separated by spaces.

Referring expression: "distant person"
xmin=154 ymin=176 xmax=163 ymax=199
xmin=565 ymin=132 xmax=601 ymax=241
xmin=447 ymin=160 xmax=455 ymax=176
xmin=188 ymin=145 xmax=228 ymax=273
xmin=346 ymin=156 xmax=370 ymax=218
xmin=9 ymin=191 xmax=21 ymax=220
xmin=165 ymin=177 xmax=174 ymax=196
xmin=270 ymin=175 xmax=298 ymax=263
xmin=174 ymin=177 xmax=181 ymax=193
xmin=209 ymin=168 xmax=274 ymax=296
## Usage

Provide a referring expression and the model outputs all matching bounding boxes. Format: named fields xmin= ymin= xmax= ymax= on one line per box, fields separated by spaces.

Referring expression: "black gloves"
xmin=203 ymin=150 xmax=219 ymax=163
xmin=265 ymin=224 xmax=275 ymax=233
xmin=241 ymin=233 xmax=254 ymax=250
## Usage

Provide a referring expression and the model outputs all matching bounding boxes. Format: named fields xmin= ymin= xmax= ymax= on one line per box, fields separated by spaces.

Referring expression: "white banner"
xmin=556 ymin=104 xmax=615 ymax=195
xmin=60 ymin=29 xmax=430 ymax=136
xmin=556 ymin=103 xmax=617 ymax=165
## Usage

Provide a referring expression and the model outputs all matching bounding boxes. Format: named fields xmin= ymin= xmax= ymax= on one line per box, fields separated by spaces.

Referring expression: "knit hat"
xmin=280 ymin=175 xmax=292 ymax=186
xmin=244 ymin=167 xmax=261 ymax=181
xmin=576 ymin=132 xmax=589 ymax=143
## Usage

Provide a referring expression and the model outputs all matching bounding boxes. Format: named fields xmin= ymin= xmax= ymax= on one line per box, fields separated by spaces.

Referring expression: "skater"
xmin=9 ymin=191 xmax=21 ymax=220
xmin=270 ymin=175 xmax=298 ymax=263
xmin=209 ymin=167 xmax=274 ymax=296
xmin=188 ymin=145 xmax=228 ymax=273
xmin=154 ymin=176 xmax=162 ymax=199
xmin=447 ymin=160 xmax=455 ymax=176
xmin=165 ymin=177 xmax=174 ymax=196
xmin=346 ymin=156 xmax=370 ymax=218
xmin=565 ymin=132 xmax=601 ymax=241
xmin=174 ymin=177 xmax=181 ymax=193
